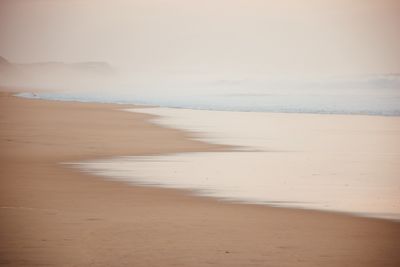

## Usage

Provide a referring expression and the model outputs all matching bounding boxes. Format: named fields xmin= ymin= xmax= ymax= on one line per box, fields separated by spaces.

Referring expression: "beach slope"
xmin=0 ymin=93 xmax=399 ymax=266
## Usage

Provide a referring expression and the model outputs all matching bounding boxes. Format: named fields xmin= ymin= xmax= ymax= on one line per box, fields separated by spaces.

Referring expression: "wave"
xmin=15 ymin=74 xmax=400 ymax=116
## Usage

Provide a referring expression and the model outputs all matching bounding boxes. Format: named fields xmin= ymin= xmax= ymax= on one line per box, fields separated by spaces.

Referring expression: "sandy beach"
xmin=1 ymin=92 xmax=400 ymax=266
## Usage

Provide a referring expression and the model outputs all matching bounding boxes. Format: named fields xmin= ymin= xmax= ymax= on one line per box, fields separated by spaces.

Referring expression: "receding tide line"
xmin=68 ymin=107 xmax=400 ymax=221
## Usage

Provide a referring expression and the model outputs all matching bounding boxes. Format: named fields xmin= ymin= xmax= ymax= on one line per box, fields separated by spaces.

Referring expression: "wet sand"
xmin=0 ymin=92 xmax=399 ymax=266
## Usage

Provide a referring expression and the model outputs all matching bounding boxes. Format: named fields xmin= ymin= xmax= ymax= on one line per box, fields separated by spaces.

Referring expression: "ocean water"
xmin=17 ymin=76 xmax=400 ymax=220
xmin=68 ymin=108 xmax=400 ymax=221
xmin=16 ymin=74 xmax=400 ymax=116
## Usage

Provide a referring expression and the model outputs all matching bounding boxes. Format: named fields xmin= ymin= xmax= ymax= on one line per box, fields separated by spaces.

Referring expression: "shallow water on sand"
xmin=75 ymin=108 xmax=400 ymax=221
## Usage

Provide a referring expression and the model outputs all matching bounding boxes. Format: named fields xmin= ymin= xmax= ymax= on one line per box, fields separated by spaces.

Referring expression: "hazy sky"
xmin=1 ymin=0 xmax=399 ymax=77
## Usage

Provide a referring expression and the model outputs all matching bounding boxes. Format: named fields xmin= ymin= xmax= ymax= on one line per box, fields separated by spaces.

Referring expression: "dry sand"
xmin=0 ymin=92 xmax=399 ymax=266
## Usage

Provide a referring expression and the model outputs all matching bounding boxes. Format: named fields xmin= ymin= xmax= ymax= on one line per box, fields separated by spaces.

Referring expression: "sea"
xmin=17 ymin=74 xmax=400 ymax=220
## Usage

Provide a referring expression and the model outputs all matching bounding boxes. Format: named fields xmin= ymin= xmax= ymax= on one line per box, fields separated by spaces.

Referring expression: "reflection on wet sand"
xmin=77 ymin=108 xmax=400 ymax=220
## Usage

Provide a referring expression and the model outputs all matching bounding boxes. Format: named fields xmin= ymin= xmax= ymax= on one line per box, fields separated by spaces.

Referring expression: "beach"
xmin=1 ymin=92 xmax=400 ymax=266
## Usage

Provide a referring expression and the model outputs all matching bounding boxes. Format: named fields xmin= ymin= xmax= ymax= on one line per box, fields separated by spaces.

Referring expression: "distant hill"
xmin=0 ymin=56 xmax=113 ymax=74
xmin=0 ymin=56 xmax=11 ymax=66
xmin=0 ymin=56 xmax=114 ymax=90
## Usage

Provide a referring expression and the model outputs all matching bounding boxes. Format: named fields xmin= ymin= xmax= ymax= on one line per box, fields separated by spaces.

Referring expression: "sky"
xmin=0 ymin=0 xmax=400 ymax=78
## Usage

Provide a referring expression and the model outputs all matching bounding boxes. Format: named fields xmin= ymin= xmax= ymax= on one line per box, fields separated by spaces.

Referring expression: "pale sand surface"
xmin=0 ymin=92 xmax=399 ymax=266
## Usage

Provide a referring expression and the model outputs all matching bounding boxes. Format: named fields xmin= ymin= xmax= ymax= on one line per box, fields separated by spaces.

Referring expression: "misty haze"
xmin=1 ymin=1 xmax=400 ymax=267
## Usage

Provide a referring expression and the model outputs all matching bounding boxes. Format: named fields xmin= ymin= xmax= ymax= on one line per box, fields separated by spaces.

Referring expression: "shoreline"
xmin=74 ymin=153 xmax=400 ymax=223
xmin=1 ymin=92 xmax=400 ymax=266
xmin=119 ymin=106 xmax=400 ymax=221
xmin=17 ymin=91 xmax=400 ymax=118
